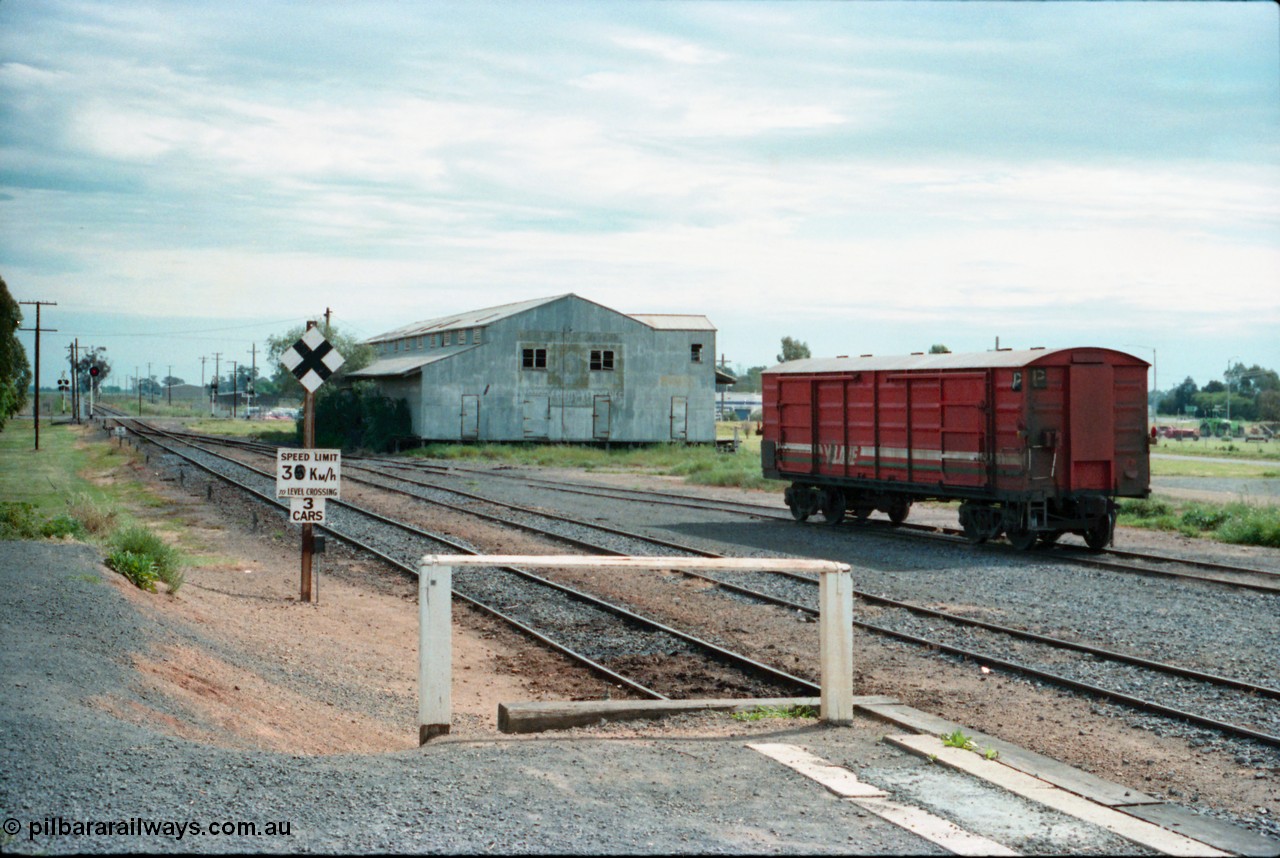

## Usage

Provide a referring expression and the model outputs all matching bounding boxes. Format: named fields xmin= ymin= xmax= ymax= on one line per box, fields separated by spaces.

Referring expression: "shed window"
xmin=590 ymin=349 xmax=615 ymax=371
xmin=691 ymin=343 xmax=703 ymax=363
xmin=393 ymin=340 xmax=399 ymax=353
xmin=417 ymin=335 xmax=424 ymax=350
xmin=522 ymin=347 xmax=547 ymax=370
xmin=472 ymin=328 xmax=482 ymax=344
xmin=443 ymin=331 xmax=453 ymax=346
xmin=430 ymin=334 xmax=438 ymax=348
xmin=1031 ymin=368 xmax=1048 ymax=389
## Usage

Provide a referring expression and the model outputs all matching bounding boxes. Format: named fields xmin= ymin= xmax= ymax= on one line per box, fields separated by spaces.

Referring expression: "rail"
xmin=417 ymin=554 xmax=854 ymax=743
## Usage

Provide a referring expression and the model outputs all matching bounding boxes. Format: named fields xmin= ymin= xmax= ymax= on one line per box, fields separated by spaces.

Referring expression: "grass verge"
xmin=1118 ymin=497 xmax=1280 ymax=547
xmin=0 ymin=422 xmax=187 ymax=593
xmin=405 ymin=433 xmax=778 ymax=491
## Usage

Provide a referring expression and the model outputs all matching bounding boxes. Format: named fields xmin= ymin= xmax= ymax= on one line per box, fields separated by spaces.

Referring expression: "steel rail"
xmin=110 ymin=413 xmax=818 ymax=700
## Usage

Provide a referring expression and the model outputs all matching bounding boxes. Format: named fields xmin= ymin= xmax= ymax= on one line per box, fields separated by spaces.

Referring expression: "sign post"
xmin=279 ymin=322 xmax=344 ymax=602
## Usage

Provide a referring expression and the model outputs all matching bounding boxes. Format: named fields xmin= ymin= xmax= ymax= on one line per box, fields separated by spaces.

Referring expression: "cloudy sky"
xmin=3 ymin=1 xmax=1277 ymax=393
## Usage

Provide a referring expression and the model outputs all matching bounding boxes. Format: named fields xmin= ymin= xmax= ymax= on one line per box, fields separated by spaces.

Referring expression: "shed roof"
xmin=346 ymin=351 xmax=472 ymax=379
xmin=764 ymin=347 xmax=1147 ymax=375
xmin=366 ymin=294 xmax=717 ymax=344
xmin=629 ymin=314 xmax=717 ymax=331
xmin=366 ymin=295 xmax=568 ymax=344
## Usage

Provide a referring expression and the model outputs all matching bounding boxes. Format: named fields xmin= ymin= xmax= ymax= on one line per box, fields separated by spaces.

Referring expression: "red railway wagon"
xmin=761 ymin=347 xmax=1150 ymax=550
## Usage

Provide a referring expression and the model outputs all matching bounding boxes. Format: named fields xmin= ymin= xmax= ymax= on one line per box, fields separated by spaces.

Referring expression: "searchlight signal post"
xmin=278 ymin=322 xmax=344 ymax=602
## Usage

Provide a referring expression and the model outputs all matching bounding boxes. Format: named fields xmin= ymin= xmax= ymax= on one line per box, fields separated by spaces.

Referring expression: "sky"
xmin=3 ymin=1 xmax=1278 ymax=394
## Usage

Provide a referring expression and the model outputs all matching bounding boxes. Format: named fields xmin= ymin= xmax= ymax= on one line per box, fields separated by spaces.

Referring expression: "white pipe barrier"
xmin=417 ymin=554 xmax=854 ymax=744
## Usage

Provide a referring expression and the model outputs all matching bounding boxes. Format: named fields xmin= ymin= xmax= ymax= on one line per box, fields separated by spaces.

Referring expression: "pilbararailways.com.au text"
xmin=9 ymin=816 xmax=292 ymax=842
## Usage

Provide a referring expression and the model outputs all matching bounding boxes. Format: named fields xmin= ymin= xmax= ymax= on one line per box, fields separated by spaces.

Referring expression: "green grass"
xmin=406 ymin=430 xmax=778 ymax=491
xmin=1152 ymin=434 xmax=1280 ymax=461
xmin=1150 ymin=457 xmax=1280 ymax=479
xmin=1118 ymin=497 xmax=1280 ymax=547
xmin=0 ymin=422 xmax=188 ymax=592
xmin=185 ymin=418 xmax=297 ymax=443
xmin=732 ymin=704 xmax=819 ymax=721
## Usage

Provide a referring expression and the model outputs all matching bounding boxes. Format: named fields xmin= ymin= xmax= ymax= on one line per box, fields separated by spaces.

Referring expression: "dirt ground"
xmin=88 ymin=437 xmax=1279 ymax=830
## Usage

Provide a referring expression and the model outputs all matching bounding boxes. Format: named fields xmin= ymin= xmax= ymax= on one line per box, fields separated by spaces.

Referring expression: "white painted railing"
xmin=417 ymin=554 xmax=854 ymax=743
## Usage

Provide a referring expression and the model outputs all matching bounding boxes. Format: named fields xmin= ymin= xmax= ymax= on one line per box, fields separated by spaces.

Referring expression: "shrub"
xmin=1118 ymin=498 xmax=1172 ymax=520
xmin=106 ymin=549 xmax=158 ymax=592
xmin=1180 ymin=504 xmax=1230 ymax=531
xmin=40 ymin=514 xmax=86 ymax=539
xmin=0 ymin=502 xmax=42 ymax=540
xmin=1215 ymin=506 xmax=1280 ymax=548
xmin=109 ymin=525 xmax=184 ymax=593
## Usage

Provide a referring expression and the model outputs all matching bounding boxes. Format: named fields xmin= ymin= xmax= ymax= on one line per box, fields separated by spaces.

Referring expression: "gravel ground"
xmin=2 ymin=540 xmax=1160 ymax=856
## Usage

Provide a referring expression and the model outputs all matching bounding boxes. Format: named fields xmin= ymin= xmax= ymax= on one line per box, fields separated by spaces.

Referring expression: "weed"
xmin=66 ymin=492 xmax=118 ymax=535
xmin=40 ymin=514 xmax=86 ymax=539
xmin=941 ymin=729 xmax=976 ymax=751
xmin=732 ymin=704 xmax=819 ymax=721
xmin=0 ymin=502 xmax=42 ymax=539
xmin=983 ymin=748 xmax=999 ymax=761
xmin=109 ymin=524 xmax=184 ymax=593
xmin=106 ymin=549 xmax=158 ymax=592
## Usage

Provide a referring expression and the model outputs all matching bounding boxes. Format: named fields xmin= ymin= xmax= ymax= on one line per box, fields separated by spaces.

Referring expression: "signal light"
xmin=89 ymin=365 xmax=100 ymax=378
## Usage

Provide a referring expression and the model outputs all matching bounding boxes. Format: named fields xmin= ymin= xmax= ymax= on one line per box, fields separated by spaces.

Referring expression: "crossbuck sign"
xmin=280 ymin=326 xmax=345 ymax=393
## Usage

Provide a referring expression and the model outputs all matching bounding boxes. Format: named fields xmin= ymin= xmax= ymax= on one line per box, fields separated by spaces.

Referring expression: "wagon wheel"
xmin=1007 ymin=528 xmax=1038 ymax=551
xmin=1083 ymin=517 xmax=1112 ymax=552
xmin=959 ymin=506 xmax=986 ymax=544
xmin=887 ymin=499 xmax=911 ymax=526
xmin=853 ymin=505 xmax=874 ymax=524
xmin=821 ymin=489 xmax=846 ymax=525
xmin=788 ymin=498 xmax=811 ymax=522
xmin=1038 ymin=530 xmax=1064 ymax=546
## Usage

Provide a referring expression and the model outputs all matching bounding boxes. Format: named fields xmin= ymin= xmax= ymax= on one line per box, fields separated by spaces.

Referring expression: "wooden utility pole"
xmin=19 ymin=300 xmax=56 ymax=451
xmin=300 ymin=321 xmax=317 ymax=602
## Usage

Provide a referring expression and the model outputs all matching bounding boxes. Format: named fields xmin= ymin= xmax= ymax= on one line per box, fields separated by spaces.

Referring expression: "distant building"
xmin=349 ymin=294 xmax=722 ymax=443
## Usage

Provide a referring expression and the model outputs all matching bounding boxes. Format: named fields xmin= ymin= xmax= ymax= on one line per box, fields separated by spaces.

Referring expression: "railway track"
xmin=98 ymin=408 xmax=815 ymax=705
xmin=103 ymin=413 xmax=1280 ymax=751
xmin=120 ymin=423 xmax=1280 ymax=592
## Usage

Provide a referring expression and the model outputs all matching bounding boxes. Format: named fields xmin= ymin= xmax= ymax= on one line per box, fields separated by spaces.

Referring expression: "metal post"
xmin=418 ymin=562 xmax=453 ymax=743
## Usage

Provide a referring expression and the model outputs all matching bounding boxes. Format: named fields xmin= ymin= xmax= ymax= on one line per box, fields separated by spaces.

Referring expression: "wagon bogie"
xmin=763 ymin=347 xmax=1149 ymax=552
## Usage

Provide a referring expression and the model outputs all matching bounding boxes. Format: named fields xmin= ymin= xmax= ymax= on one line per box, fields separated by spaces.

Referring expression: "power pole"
xmin=71 ymin=340 xmax=79 ymax=423
xmin=147 ymin=361 xmax=153 ymax=404
xmin=231 ymin=360 xmax=238 ymax=418
xmin=167 ymin=364 xmax=173 ymax=406
xmin=137 ymin=366 xmax=142 ymax=416
xmin=212 ymin=352 xmax=221 ymax=416
xmin=19 ymin=300 xmax=57 ymax=451
xmin=323 ymin=307 xmax=332 ymax=333
xmin=248 ymin=343 xmax=257 ymax=417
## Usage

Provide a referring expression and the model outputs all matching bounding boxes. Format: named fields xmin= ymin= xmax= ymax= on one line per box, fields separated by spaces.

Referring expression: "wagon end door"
xmin=1068 ymin=363 xmax=1115 ymax=491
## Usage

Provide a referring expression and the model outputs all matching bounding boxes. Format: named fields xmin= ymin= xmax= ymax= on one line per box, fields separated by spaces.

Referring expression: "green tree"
xmin=0 ymin=275 xmax=33 ymax=430
xmin=308 ymin=381 xmax=411 ymax=452
xmin=75 ymin=347 xmax=111 ymax=393
xmin=1258 ymin=390 xmax=1280 ymax=422
xmin=733 ymin=364 xmax=767 ymax=393
xmin=928 ymin=344 xmax=951 ymax=354
xmin=1160 ymin=376 xmax=1199 ymax=416
xmin=266 ymin=323 xmax=374 ymax=401
xmin=776 ymin=337 xmax=811 ymax=364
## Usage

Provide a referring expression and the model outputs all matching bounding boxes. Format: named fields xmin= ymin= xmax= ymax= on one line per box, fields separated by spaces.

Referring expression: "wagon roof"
xmin=764 ymin=347 xmax=1148 ymax=375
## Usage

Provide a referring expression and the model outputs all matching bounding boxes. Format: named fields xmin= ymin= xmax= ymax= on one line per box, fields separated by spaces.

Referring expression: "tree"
xmin=0 ymin=275 xmax=32 ymax=430
xmin=733 ymin=364 xmax=767 ymax=393
xmin=1160 ymin=376 xmax=1198 ymax=416
xmin=162 ymin=375 xmax=185 ymax=389
xmin=929 ymin=344 xmax=951 ymax=354
xmin=776 ymin=337 xmax=811 ymax=364
xmin=266 ymin=322 xmax=374 ymax=401
xmin=75 ymin=347 xmax=110 ymax=395
xmin=1258 ymin=390 xmax=1280 ymax=422
xmin=310 ymin=381 xmax=411 ymax=452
